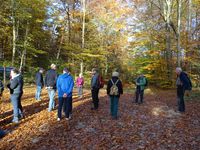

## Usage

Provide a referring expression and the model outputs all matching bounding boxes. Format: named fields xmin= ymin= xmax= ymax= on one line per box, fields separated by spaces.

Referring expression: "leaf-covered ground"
xmin=0 ymin=87 xmax=200 ymax=150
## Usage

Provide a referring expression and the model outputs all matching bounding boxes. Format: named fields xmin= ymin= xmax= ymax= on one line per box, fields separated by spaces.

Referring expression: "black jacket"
xmin=45 ymin=69 xmax=57 ymax=89
xmin=107 ymin=77 xmax=123 ymax=97
xmin=35 ymin=72 xmax=44 ymax=87
xmin=8 ymin=75 xmax=23 ymax=94
xmin=0 ymin=80 xmax=4 ymax=94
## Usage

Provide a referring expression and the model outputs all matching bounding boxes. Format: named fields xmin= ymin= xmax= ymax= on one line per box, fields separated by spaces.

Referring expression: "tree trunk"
xmin=177 ymin=0 xmax=182 ymax=67
xmin=80 ymin=61 xmax=83 ymax=75
xmin=80 ymin=0 xmax=86 ymax=74
xmin=11 ymin=0 xmax=16 ymax=66
xmin=67 ymin=6 xmax=71 ymax=44
xmin=186 ymin=0 xmax=192 ymax=73
xmin=56 ymin=33 xmax=64 ymax=60
xmin=163 ymin=0 xmax=173 ymax=82
xmin=81 ymin=0 xmax=86 ymax=49
xmin=19 ymin=23 xmax=29 ymax=72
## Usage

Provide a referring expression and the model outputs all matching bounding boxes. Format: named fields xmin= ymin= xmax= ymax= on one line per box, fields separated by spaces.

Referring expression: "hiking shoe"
xmin=12 ymin=119 xmax=19 ymax=124
xmin=69 ymin=114 xmax=72 ymax=120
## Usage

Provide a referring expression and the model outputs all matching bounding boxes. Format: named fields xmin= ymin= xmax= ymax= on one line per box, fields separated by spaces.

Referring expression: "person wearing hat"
xmin=107 ymin=71 xmax=123 ymax=119
xmin=35 ymin=68 xmax=44 ymax=101
xmin=56 ymin=68 xmax=74 ymax=121
xmin=135 ymin=73 xmax=147 ymax=104
xmin=45 ymin=64 xmax=57 ymax=112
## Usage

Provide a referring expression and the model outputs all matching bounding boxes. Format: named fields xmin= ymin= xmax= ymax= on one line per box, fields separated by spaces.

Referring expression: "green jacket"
xmin=136 ymin=76 xmax=146 ymax=90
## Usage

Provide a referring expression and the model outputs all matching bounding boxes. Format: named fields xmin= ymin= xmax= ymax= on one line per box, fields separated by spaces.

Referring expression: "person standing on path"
xmin=135 ymin=74 xmax=147 ymax=104
xmin=107 ymin=71 xmax=123 ymax=119
xmin=7 ymin=68 xmax=24 ymax=123
xmin=56 ymin=68 xmax=74 ymax=121
xmin=91 ymin=68 xmax=100 ymax=110
xmin=176 ymin=67 xmax=192 ymax=112
xmin=35 ymin=68 xmax=44 ymax=101
xmin=76 ymin=73 xmax=84 ymax=98
xmin=45 ymin=64 xmax=57 ymax=112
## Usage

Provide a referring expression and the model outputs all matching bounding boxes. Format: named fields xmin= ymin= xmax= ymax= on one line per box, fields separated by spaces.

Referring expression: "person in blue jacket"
xmin=56 ymin=68 xmax=74 ymax=121
xmin=176 ymin=67 xmax=192 ymax=112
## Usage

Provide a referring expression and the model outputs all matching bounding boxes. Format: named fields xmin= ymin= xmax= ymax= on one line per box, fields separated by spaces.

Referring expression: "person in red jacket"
xmin=76 ymin=73 xmax=84 ymax=98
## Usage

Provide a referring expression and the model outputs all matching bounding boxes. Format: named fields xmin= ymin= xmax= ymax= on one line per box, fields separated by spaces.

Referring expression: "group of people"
xmin=0 ymin=65 xmax=192 ymax=129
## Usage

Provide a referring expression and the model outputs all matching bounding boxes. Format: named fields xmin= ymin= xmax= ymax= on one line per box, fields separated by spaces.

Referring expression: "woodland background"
xmin=0 ymin=0 xmax=200 ymax=87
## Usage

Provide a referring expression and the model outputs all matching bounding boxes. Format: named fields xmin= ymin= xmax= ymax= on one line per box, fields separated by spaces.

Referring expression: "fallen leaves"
xmin=0 ymin=87 xmax=200 ymax=149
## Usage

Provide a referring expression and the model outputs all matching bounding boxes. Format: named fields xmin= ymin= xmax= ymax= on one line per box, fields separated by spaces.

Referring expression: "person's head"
xmin=176 ymin=67 xmax=182 ymax=75
xmin=63 ymin=68 xmax=69 ymax=74
xmin=39 ymin=68 xmax=44 ymax=73
xmin=139 ymin=74 xmax=144 ymax=77
xmin=112 ymin=71 xmax=119 ymax=77
xmin=51 ymin=64 xmax=56 ymax=70
xmin=11 ymin=68 xmax=19 ymax=77
xmin=79 ymin=73 xmax=83 ymax=78
xmin=92 ymin=68 xmax=98 ymax=75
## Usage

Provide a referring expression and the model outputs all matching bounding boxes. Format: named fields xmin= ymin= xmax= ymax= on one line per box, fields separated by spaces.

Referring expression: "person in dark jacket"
xmin=135 ymin=74 xmax=147 ymax=104
xmin=107 ymin=71 xmax=123 ymax=119
xmin=7 ymin=68 xmax=24 ymax=123
xmin=35 ymin=68 xmax=44 ymax=101
xmin=0 ymin=129 xmax=6 ymax=138
xmin=0 ymin=80 xmax=4 ymax=98
xmin=91 ymin=68 xmax=100 ymax=110
xmin=176 ymin=67 xmax=191 ymax=112
xmin=45 ymin=64 xmax=57 ymax=112
xmin=56 ymin=68 xmax=74 ymax=121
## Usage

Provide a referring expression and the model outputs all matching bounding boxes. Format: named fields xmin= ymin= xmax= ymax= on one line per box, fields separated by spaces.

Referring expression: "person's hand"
xmin=7 ymin=84 xmax=10 ymax=89
xmin=63 ymin=93 xmax=67 ymax=98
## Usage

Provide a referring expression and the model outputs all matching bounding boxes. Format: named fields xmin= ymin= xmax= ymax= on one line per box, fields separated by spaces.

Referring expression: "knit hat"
xmin=112 ymin=71 xmax=119 ymax=77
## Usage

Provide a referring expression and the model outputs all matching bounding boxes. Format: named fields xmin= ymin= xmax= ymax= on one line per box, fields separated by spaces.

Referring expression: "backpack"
xmin=184 ymin=72 xmax=192 ymax=91
xmin=98 ymin=75 xmax=104 ymax=89
xmin=110 ymin=79 xmax=119 ymax=96
xmin=144 ymin=78 xmax=148 ymax=87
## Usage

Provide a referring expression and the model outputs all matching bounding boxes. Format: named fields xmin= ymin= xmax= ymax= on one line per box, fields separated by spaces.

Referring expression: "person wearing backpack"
xmin=107 ymin=71 xmax=123 ymax=119
xmin=91 ymin=68 xmax=100 ymax=110
xmin=176 ymin=67 xmax=192 ymax=112
xmin=135 ymin=74 xmax=147 ymax=104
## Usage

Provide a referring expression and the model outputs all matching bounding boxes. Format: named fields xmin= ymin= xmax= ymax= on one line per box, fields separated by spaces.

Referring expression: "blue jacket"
xmin=56 ymin=73 xmax=74 ymax=97
xmin=91 ymin=73 xmax=99 ymax=89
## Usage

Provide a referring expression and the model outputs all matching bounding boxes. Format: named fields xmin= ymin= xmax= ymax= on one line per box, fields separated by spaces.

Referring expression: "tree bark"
xmin=19 ymin=22 xmax=29 ymax=71
xmin=164 ymin=0 xmax=173 ymax=81
xmin=56 ymin=33 xmax=64 ymax=60
xmin=11 ymin=0 xmax=16 ymax=66
xmin=177 ymin=0 xmax=182 ymax=67
xmin=80 ymin=0 xmax=86 ymax=74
